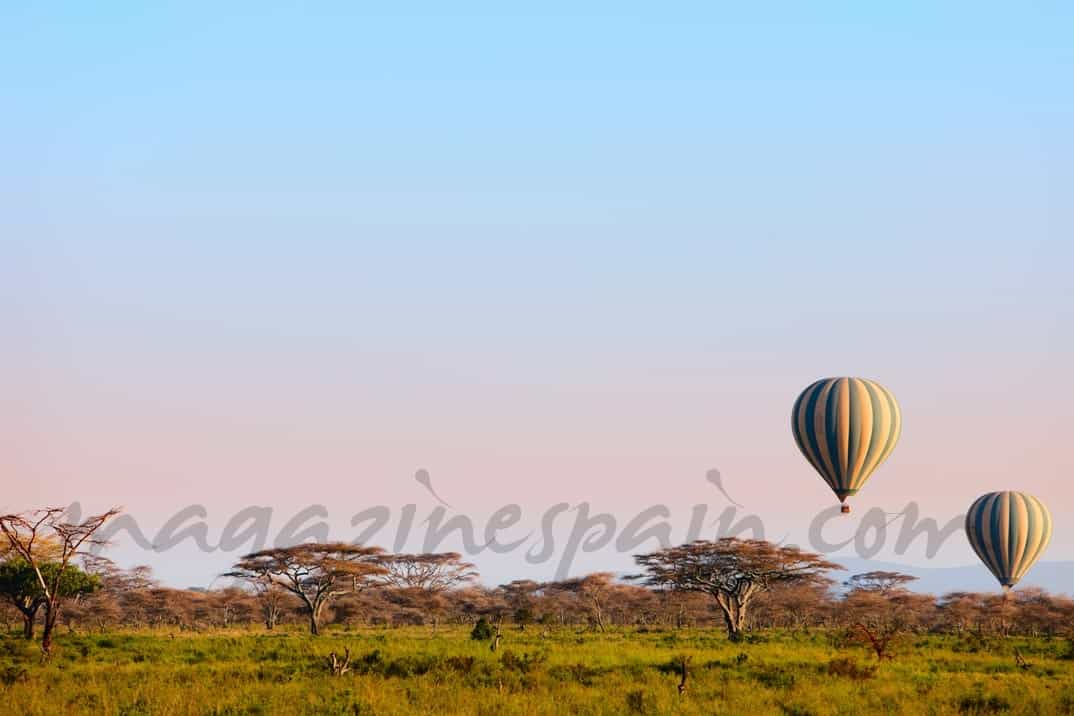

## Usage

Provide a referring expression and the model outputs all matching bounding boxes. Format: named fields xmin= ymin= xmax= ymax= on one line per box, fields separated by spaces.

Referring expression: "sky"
xmin=2 ymin=3 xmax=1072 ymax=588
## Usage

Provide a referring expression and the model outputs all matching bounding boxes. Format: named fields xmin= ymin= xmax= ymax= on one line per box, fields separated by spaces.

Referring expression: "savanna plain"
xmin=3 ymin=626 xmax=1074 ymax=716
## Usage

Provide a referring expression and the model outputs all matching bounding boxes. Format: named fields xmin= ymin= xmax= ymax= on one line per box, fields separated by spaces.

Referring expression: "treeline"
xmin=2 ymin=506 xmax=1069 ymax=659
xmin=4 ymin=560 xmax=1072 ymax=641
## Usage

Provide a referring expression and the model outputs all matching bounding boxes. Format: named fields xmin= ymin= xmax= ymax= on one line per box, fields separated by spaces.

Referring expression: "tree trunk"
xmin=263 ymin=603 xmax=279 ymax=630
xmin=722 ymin=609 xmax=745 ymax=642
xmin=715 ymin=593 xmax=748 ymax=642
xmin=41 ymin=607 xmax=58 ymax=655
xmin=18 ymin=602 xmax=41 ymax=640
xmin=299 ymin=593 xmax=323 ymax=636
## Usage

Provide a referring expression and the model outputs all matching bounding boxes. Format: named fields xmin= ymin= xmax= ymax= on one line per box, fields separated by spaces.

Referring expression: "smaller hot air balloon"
xmin=965 ymin=491 xmax=1052 ymax=593
xmin=791 ymin=377 xmax=901 ymax=513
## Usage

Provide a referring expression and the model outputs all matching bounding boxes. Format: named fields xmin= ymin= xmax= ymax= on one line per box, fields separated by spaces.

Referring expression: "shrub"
xmin=549 ymin=663 xmax=600 ymax=685
xmin=1 ymin=666 xmax=27 ymax=687
xmin=625 ymin=689 xmax=653 ymax=714
xmin=754 ymin=665 xmax=796 ymax=689
xmin=470 ymin=618 xmax=495 ymax=641
xmin=499 ymin=650 xmax=546 ymax=673
xmin=826 ymin=657 xmax=876 ymax=680
xmin=957 ymin=693 xmax=1011 ymax=714
xmin=443 ymin=655 xmax=477 ymax=674
xmin=777 ymin=704 xmax=817 ymax=716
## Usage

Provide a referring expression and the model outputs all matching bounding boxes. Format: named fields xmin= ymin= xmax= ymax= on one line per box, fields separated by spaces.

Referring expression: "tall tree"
xmin=0 ymin=507 xmax=120 ymax=654
xmin=376 ymin=553 xmax=477 ymax=632
xmin=632 ymin=538 xmax=842 ymax=641
xmin=226 ymin=543 xmax=385 ymax=635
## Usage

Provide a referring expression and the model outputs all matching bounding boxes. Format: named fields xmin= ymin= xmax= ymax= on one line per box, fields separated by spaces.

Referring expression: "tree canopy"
xmin=632 ymin=539 xmax=842 ymax=640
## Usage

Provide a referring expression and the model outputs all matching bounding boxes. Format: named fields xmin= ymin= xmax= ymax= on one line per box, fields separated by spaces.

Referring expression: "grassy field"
xmin=2 ymin=627 xmax=1074 ymax=715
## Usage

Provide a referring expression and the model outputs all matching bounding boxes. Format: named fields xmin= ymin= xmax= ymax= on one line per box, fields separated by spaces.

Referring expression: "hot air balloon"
xmin=965 ymin=491 xmax=1051 ymax=593
xmin=791 ymin=377 xmax=901 ymax=513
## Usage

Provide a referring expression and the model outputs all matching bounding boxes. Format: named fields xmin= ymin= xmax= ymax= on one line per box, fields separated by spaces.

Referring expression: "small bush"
xmin=778 ymin=704 xmax=817 ymax=716
xmin=957 ymin=693 xmax=1011 ymax=714
xmin=549 ymin=663 xmax=600 ymax=685
xmin=826 ymin=657 xmax=876 ymax=680
xmin=470 ymin=618 xmax=495 ymax=641
xmin=1 ymin=666 xmax=27 ymax=687
xmin=754 ymin=665 xmax=796 ymax=689
xmin=443 ymin=655 xmax=477 ymax=674
xmin=625 ymin=689 xmax=654 ymax=714
xmin=499 ymin=650 xmax=547 ymax=673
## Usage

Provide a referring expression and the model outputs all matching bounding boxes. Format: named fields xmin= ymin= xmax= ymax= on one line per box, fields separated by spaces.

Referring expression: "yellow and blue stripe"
xmin=965 ymin=491 xmax=1052 ymax=589
xmin=791 ymin=377 xmax=901 ymax=502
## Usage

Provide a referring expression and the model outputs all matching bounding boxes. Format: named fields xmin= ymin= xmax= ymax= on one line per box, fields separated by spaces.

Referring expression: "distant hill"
xmin=830 ymin=558 xmax=1074 ymax=596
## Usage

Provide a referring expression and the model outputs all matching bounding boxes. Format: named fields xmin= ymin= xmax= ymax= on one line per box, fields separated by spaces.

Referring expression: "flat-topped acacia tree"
xmin=844 ymin=570 xmax=919 ymax=596
xmin=226 ymin=543 xmax=386 ymax=635
xmin=632 ymin=538 xmax=842 ymax=642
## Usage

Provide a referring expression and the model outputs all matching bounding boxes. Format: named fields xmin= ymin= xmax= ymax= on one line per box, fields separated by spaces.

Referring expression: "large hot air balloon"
xmin=791 ymin=377 xmax=901 ymax=513
xmin=965 ymin=491 xmax=1052 ymax=592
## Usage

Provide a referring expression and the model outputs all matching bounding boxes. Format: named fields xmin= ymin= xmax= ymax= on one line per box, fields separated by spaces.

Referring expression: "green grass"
xmin=2 ymin=627 xmax=1074 ymax=714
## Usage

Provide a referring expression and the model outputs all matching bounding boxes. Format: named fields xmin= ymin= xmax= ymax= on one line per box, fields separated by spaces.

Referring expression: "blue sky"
xmin=2 ymin=4 xmax=1072 ymax=587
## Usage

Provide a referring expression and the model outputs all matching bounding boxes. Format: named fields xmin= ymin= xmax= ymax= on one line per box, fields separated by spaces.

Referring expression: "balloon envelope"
xmin=965 ymin=491 xmax=1052 ymax=589
xmin=791 ymin=377 xmax=901 ymax=511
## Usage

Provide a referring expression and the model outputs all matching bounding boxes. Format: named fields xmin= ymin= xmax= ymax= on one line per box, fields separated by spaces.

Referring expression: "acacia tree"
xmin=499 ymin=580 xmax=540 ymax=630
xmin=545 ymin=573 xmax=619 ymax=632
xmin=226 ymin=543 xmax=385 ymax=635
xmin=632 ymin=538 xmax=842 ymax=642
xmin=841 ymin=571 xmax=933 ymax=661
xmin=844 ymin=570 xmax=919 ymax=595
xmin=376 ymin=552 xmax=477 ymax=632
xmin=0 ymin=507 xmax=120 ymax=654
xmin=222 ymin=555 xmax=288 ymax=630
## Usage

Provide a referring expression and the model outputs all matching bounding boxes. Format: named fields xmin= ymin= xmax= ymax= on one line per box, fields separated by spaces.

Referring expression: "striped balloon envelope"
xmin=791 ymin=377 xmax=901 ymax=514
xmin=965 ymin=491 xmax=1052 ymax=592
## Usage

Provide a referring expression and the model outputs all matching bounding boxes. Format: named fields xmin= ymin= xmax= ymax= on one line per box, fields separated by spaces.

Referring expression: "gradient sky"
xmin=3 ymin=4 xmax=1072 ymax=588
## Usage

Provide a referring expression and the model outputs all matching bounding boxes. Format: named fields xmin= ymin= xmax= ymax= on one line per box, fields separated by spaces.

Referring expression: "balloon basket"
xmin=840 ymin=504 xmax=850 ymax=514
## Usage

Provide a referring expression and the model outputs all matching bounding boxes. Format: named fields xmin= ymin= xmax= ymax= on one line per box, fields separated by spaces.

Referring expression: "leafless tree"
xmin=226 ymin=543 xmax=385 ymax=635
xmin=326 ymin=647 xmax=352 ymax=676
xmin=632 ymin=538 xmax=842 ymax=642
xmin=0 ymin=507 xmax=120 ymax=655
xmin=677 ymin=655 xmax=691 ymax=697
